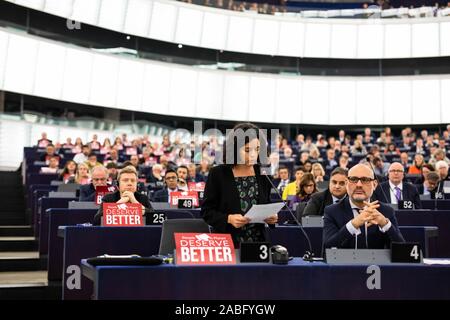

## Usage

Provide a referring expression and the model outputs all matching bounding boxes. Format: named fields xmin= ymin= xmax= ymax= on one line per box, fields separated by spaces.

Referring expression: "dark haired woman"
xmin=201 ymin=123 xmax=278 ymax=247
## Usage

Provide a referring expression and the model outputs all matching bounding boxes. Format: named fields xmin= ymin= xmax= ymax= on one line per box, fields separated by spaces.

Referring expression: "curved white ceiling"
xmin=1 ymin=27 xmax=449 ymax=125
xmin=6 ymin=0 xmax=450 ymax=59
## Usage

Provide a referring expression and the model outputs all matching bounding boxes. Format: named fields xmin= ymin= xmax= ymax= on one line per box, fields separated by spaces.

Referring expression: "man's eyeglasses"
xmin=165 ymin=176 xmax=177 ymax=180
xmin=389 ymin=170 xmax=404 ymax=174
xmin=347 ymin=176 xmax=375 ymax=184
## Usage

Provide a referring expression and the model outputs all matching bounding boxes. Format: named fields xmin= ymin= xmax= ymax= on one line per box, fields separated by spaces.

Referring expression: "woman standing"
xmin=201 ymin=123 xmax=278 ymax=247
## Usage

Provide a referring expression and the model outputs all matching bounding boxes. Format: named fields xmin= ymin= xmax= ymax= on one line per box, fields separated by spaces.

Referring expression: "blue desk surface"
xmin=60 ymin=225 xmax=437 ymax=300
xmin=81 ymin=258 xmax=450 ymax=300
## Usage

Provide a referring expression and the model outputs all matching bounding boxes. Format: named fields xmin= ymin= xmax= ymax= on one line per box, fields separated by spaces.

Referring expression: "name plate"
xmin=148 ymin=212 xmax=166 ymax=225
xmin=178 ymin=198 xmax=194 ymax=209
xmin=239 ymin=242 xmax=271 ymax=263
xmin=391 ymin=242 xmax=422 ymax=263
xmin=398 ymin=200 xmax=414 ymax=210
xmin=174 ymin=233 xmax=236 ymax=265
xmin=325 ymin=248 xmax=391 ymax=265
xmin=301 ymin=216 xmax=324 ymax=227
xmin=170 ymin=191 xmax=199 ymax=207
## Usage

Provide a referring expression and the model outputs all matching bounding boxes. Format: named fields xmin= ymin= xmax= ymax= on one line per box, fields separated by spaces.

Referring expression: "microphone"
xmin=366 ymin=156 xmax=391 ymax=205
xmin=261 ymin=167 xmax=315 ymax=262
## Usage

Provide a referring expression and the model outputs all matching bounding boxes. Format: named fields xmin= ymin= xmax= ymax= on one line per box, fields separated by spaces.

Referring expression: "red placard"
xmin=102 ymin=202 xmax=143 ymax=226
xmin=174 ymin=233 xmax=236 ymax=265
xmin=170 ymin=191 xmax=199 ymax=207
xmin=95 ymin=185 xmax=117 ymax=205
xmin=188 ymin=182 xmax=205 ymax=192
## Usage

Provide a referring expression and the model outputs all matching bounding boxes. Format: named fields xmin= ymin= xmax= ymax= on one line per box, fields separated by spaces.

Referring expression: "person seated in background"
xmin=417 ymin=163 xmax=435 ymax=185
xmin=372 ymin=156 xmax=390 ymax=178
xmin=338 ymin=155 xmax=350 ymax=171
xmin=62 ymin=137 xmax=74 ymax=149
xmin=40 ymin=156 xmax=60 ymax=173
xmin=282 ymin=166 xmax=306 ymax=200
xmin=40 ymin=144 xmax=60 ymax=163
xmin=417 ymin=172 xmax=443 ymax=198
xmin=198 ymin=159 xmax=211 ymax=182
xmin=399 ymin=152 xmax=410 ymax=172
xmin=303 ymin=161 xmax=312 ymax=173
xmin=430 ymin=149 xmax=450 ymax=166
xmin=436 ymin=160 xmax=450 ymax=181
xmin=323 ymin=148 xmax=338 ymax=175
xmin=297 ymin=151 xmax=310 ymax=167
xmin=323 ymin=164 xmax=405 ymax=249
xmin=37 ymin=132 xmax=52 ymax=148
xmin=103 ymin=148 xmax=123 ymax=166
xmin=73 ymin=145 xmax=91 ymax=164
xmin=106 ymin=162 xmax=118 ymax=185
xmin=350 ymin=140 xmax=367 ymax=155
xmin=311 ymin=163 xmax=327 ymax=183
xmin=273 ymin=166 xmax=290 ymax=194
xmin=59 ymin=160 xmax=77 ymax=183
xmin=373 ymin=162 xmax=421 ymax=209
xmin=79 ymin=166 xmax=109 ymax=202
xmin=71 ymin=162 xmax=91 ymax=185
xmin=408 ymin=154 xmax=425 ymax=175
xmin=85 ymin=153 xmax=102 ymax=171
xmin=88 ymin=134 xmax=101 ymax=150
xmin=294 ymin=172 xmax=318 ymax=204
xmin=93 ymin=166 xmax=153 ymax=225
xmin=187 ymin=163 xmax=204 ymax=183
xmin=176 ymin=165 xmax=189 ymax=191
xmin=147 ymin=164 xmax=164 ymax=185
xmin=151 ymin=169 xmax=179 ymax=203
xmin=129 ymin=155 xmax=140 ymax=169
xmin=302 ymin=167 xmax=348 ymax=217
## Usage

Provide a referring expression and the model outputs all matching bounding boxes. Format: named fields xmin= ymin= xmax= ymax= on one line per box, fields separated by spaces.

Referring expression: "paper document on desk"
xmin=423 ymin=259 xmax=450 ymax=265
xmin=244 ymin=202 xmax=285 ymax=223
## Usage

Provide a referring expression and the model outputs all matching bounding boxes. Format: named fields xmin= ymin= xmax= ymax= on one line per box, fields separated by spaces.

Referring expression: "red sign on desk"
xmin=188 ymin=182 xmax=205 ymax=192
xmin=95 ymin=185 xmax=117 ymax=205
xmin=102 ymin=203 xmax=143 ymax=226
xmin=170 ymin=191 xmax=199 ymax=207
xmin=174 ymin=233 xmax=236 ymax=265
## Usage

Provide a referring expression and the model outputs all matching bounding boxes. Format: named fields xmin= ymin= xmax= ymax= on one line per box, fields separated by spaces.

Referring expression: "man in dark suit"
xmin=79 ymin=166 xmax=109 ymax=202
xmin=417 ymin=172 xmax=444 ymax=199
xmin=272 ymin=166 xmax=291 ymax=194
xmin=323 ymin=164 xmax=404 ymax=249
xmin=373 ymin=162 xmax=421 ymax=209
xmin=301 ymin=167 xmax=347 ymax=217
xmin=93 ymin=165 xmax=153 ymax=225
xmin=151 ymin=169 xmax=179 ymax=203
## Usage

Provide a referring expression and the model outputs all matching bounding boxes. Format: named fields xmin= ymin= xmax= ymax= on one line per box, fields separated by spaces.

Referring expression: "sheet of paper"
xmin=423 ymin=259 xmax=450 ymax=265
xmin=244 ymin=202 xmax=285 ymax=223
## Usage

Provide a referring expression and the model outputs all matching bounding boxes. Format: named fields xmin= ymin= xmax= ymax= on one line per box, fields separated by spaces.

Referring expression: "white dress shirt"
xmin=389 ymin=181 xmax=403 ymax=204
xmin=345 ymin=199 xmax=392 ymax=237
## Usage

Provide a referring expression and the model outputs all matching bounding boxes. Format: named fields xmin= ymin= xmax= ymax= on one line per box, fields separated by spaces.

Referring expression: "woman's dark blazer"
xmin=93 ymin=190 xmax=153 ymax=225
xmin=201 ymin=164 xmax=273 ymax=241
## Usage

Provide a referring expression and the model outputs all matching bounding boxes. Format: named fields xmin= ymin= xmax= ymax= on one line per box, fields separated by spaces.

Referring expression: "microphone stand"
xmin=262 ymin=172 xmax=315 ymax=262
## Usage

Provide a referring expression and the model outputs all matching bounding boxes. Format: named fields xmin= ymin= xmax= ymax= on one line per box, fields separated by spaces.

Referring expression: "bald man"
xmin=323 ymin=164 xmax=404 ymax=249
xmin=373 ymin=162 xmax=421 ymax=209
